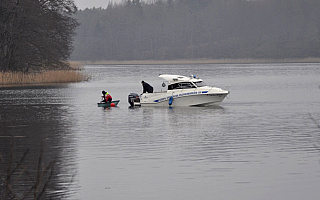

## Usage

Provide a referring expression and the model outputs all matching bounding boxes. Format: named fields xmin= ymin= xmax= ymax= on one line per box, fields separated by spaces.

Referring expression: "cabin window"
xmin=180 ymin=82 xmax=196 ymax=89
xmin=194 ymin=81 xmax=205 ymax=87
xmin=168 ymin=83 xmax=180 ymax=90
xmin=168 ymin=82 xmax=196 ymax=90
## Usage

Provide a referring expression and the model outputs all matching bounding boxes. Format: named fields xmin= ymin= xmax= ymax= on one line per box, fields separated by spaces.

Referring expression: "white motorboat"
xmin=128 ymin=74 xmax=229 ymax=107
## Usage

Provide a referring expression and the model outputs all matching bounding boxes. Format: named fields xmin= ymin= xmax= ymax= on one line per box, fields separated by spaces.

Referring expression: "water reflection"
xmin=1 ymin=64 xmax=320 ymax=200
xmin=0 ymin=86 xmax=77 ymax=199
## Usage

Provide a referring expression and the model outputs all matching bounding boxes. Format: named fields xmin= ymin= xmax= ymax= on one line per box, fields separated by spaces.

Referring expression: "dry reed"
xmin=0 ymin=70 xmax=89 ymax=86
xmin=68 ymin=61 xmax=85 ymax=70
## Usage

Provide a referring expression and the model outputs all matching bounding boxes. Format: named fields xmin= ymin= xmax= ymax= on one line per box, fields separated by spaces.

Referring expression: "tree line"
xmin=71 ymin=0 xmax=320 ymax=61
xmin=0 ymin=0 xmax=78 ymax=72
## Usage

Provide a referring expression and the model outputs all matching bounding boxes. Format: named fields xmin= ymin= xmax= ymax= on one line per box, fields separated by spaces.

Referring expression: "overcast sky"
xmin=74 ymin=0 xmax=125 ymax=9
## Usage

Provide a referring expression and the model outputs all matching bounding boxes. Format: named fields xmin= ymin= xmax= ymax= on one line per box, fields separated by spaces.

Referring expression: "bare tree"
xmin=0 ymin=0 xmax=79 ymax=72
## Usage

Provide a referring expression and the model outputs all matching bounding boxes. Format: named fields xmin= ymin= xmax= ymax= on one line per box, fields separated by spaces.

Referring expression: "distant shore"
xmin=70 ymin=58 xmax=320 ymax=65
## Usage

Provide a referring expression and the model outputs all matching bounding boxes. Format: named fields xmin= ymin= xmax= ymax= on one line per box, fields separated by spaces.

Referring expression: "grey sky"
xmin=74 ymin=0 xmax=124 ymax=9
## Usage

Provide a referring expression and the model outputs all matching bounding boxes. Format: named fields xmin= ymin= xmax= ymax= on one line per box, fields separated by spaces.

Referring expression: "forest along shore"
xmin=0 ymin=63 xmax=89 ymax=86
xmin=72 ymin=1 xmax=320 ymax=61
xmin=71 ymin=58 xmax=320 ymax=65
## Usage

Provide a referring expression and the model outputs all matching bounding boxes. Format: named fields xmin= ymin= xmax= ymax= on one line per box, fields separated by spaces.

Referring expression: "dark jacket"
xmin=142 ymin=82 xmax=153 ymax=93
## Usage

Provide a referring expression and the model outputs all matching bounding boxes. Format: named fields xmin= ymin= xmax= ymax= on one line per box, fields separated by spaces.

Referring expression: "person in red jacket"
xmin=102 ymin=90 xmax=112 ymax=103
xmin=105 ymin=92 xmax=112 ymax=102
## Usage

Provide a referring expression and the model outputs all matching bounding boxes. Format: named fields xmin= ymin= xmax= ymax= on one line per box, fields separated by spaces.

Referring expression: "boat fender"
xmin=169 ymin=96 xmax=173 ymax=105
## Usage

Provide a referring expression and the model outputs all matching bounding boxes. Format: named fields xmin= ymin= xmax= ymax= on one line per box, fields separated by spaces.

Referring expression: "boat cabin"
xmin=159 ymin=74 xmax=205 ymax=90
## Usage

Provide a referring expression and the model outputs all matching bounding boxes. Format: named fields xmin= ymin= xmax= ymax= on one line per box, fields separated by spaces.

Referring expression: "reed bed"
xmin=0 ymin=70 xmax=89 ymax=86
xmin=69 ymin=61 xmax=85 ymax=70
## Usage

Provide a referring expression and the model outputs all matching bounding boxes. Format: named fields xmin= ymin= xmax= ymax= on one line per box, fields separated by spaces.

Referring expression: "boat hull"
xmin=140 ymin=93 xmax=228 ymax=107
xmin=97 ymin=100 xmax=120 ymax=107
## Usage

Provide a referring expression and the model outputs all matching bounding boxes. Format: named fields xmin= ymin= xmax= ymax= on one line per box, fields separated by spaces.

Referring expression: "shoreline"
xmin=69 ymin=58 xmax=320 ymax=65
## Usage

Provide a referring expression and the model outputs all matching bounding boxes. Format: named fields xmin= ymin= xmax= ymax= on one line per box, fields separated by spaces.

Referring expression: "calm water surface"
xmin=1 ymin=63 xmax=320 ymax=200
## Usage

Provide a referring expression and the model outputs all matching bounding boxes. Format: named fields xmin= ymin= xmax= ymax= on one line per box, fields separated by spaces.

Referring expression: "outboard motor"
xmin=128 ymin=93 xmax=141 ymax=107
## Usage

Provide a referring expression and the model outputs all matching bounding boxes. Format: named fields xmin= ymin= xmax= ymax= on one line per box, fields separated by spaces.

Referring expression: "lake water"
xmin=1 ymin=63 xmax=320 ymax=200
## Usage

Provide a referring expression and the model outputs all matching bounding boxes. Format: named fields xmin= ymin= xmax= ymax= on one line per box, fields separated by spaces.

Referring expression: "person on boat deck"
xmin=141 ymin=81 xmax=153 ymax=93
xmin=102 ymin=90 xmax=112 ymax=103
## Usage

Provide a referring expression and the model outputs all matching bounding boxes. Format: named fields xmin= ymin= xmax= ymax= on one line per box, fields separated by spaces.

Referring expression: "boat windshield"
xmin=193 ymin=81 xmax=206 ymax=87
xmin=168 ymin=82 xmax=197 ymax=90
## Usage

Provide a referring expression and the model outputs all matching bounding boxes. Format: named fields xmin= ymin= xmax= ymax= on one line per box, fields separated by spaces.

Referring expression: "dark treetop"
xmin=0 ymin=0 xmax=79 ymax=72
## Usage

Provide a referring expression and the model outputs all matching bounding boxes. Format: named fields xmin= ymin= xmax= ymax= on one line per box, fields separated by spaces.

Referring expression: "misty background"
xmin=74 ymin=0 xmax=122 ymax=9
xmin=71 ymin=0 xmax=320 ymax=61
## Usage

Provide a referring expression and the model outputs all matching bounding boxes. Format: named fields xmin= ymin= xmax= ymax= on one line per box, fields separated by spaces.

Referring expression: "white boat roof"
xmin=159 ymin=74 xmax=203 ymax=83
